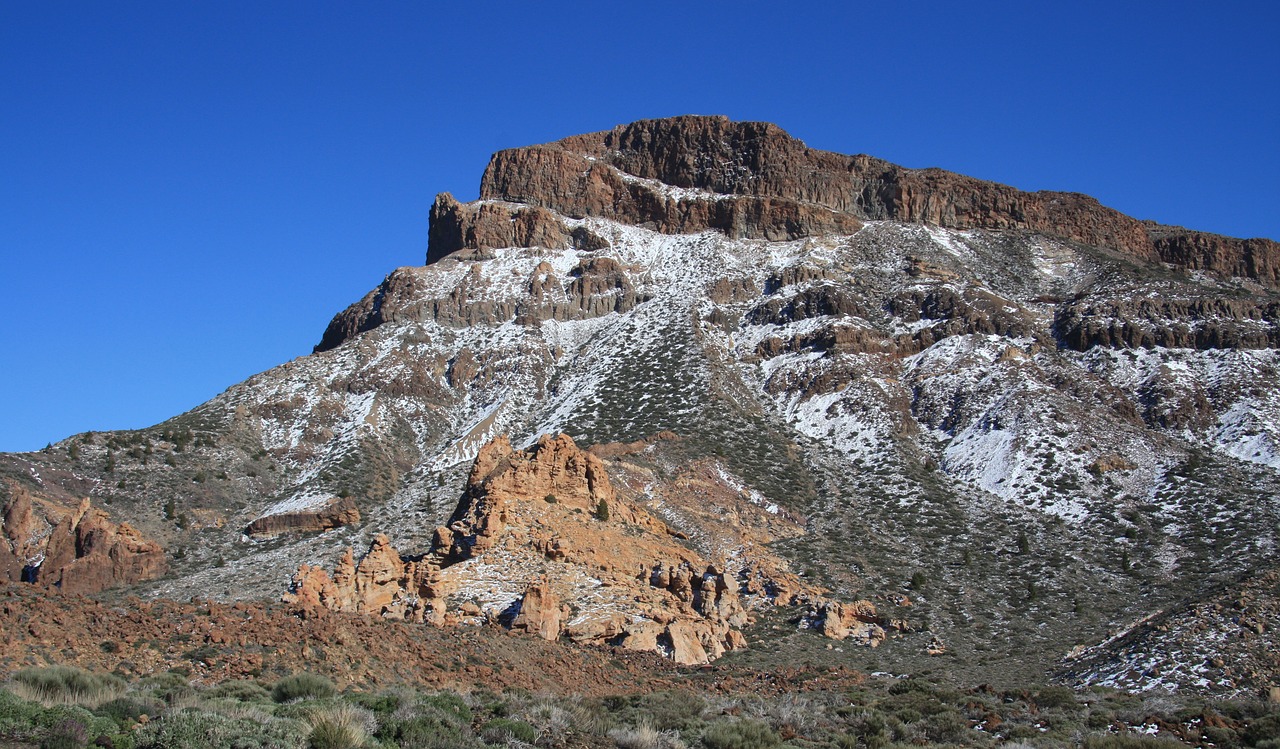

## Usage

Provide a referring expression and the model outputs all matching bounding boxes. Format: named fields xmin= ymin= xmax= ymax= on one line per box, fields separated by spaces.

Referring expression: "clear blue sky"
xmin=2 ymin=1 xmax=1277 ymax=452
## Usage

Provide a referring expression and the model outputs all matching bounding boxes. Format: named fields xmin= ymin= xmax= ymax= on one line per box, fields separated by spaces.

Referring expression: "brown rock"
xmin=665 ymin=621 xmax=709 ymax=665
xmin=475 ymin=115 xmax=1276 ymax=286
xmin=511 ymin=578 xmax=563 ymax=641
xmin=22 ymin=498 xmax=167 ymax=595
xmin=245 ymin=496 xmax=361 ymax=538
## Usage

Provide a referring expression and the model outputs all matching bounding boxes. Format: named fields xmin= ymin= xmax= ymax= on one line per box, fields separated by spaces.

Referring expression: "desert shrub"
xmin=305 ymin=703 xmax=376 ymax=749
xmin=94 ymin=695 xmax=162 ymax=724
xmin=604 ymin=691 xmax=706 ymax=733
xmin=347 ymin=690 xmax=402 ymax=718
xmin=480 ymin=717 xmax=537 ymax=744
xmin=382 ymin=714 xmax=476 ymax=749
xmin=1243 ymin=711 xmax=1280 ymax=748
xmin=133 ymin=709 xmax=307 ymax=749
xmin=608 ymin=723 xmax=687 ymax=749
xmin=1029 ymin=686 xmax=1080 ymax=711
xmin=0 ymin=689 xmax=45 ymax=740
xmin=39 ymin=716 xmax=87 ymax=749
xmin=33 ymin=705 xmax=116 ymax=748
xmin=137 ymin=671 xmax=192 ymax=703
xmin=836 ymin=708 xmax=892 ymax=749
xmin=273 ymin=673 xmax=337 ymax=703
xmin=1082 ymin=733 xmax=1183 ymax=748
xmin=207 ymin=680 xmax=272 ymax=703
xmin=10 ymin=667 xmax=125 ymax=706
xmin=701 ymin=719 xmax=780 ymax=749
xmin=912 ymin=708 xmax=971 ymax=744
xmin=419 ymin=691 xmax=472 ymax=724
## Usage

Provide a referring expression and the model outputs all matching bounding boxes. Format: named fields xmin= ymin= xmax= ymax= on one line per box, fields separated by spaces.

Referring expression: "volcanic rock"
xmin=467 ymin=115 xmax=1280 ymax=287
xmin=36 ymin=498 xmax=166 ymax=595
xmin=245 ymin=496 xmax=361 ymax=538
xmin=286 ymin=433 xmax=837 ymax=664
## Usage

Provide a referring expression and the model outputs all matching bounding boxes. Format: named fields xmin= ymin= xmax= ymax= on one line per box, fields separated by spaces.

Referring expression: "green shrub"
xmin=0 ymin=689 xmax=45 ymax=740
xmin=480 ymin=717 xmax=537 ymax=744
xmin=836 ymin=709 xmax=892 ymax=749
xmin=39 ymin=716 xmax=87 ymax=749
xmin=207 ymin=680 xmax=273 ymax=704
xmin=272 ymin=674 xmax=337 ymax=703
xmin=10 ymin=667 xmax=125 ymax=706
xmin=348 ymin=691 xmax=402 ymax=717
xmin=383 ymin=714 xmax=474 ymax=748
xmin=133 ymin=709 xmax=307 ymax=749
xmin=36 ymin=705 xmax=116 ymax=737
xmin=604 ymin=691 xmax=705 ymax=733
xmin=1036 ymin=685 xmax=1078 ymax=709
xmin=608 ymin=723 xmax=686 ymax=749
xmin=701 ymin=719 xmax=780 ymax=749
xmin=419 ymin=692 xmax=472 ymax=724
xmin=1244 ymin=712 xmax=1280 ymax=748
xmin=93 ymin=696 xmax=162 ymax=725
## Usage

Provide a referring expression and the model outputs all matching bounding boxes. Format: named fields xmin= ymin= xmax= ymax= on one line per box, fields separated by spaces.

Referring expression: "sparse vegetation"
xmin=0 ymin=665 xmax=1276 ymax=748
xmin=271 ymin=673 xmax=337 ymax=703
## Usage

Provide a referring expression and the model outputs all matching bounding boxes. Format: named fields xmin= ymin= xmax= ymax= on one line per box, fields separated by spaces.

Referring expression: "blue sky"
xmin=2 ymin=1 xmax=1277 ymax=452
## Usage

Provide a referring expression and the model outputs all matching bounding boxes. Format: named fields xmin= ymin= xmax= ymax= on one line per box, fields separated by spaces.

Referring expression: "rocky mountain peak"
xmin=427 ymin=114 xmax=1278 ymax=289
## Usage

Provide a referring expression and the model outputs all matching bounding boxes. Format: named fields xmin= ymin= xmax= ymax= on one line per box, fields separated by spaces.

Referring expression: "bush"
xmin=306 ymin=703 xmax=376 ymax=749
xmin=94 ymin=696 xmax=162 ymax=724
xmin=603 ymin=691 xmax=705 ymax=733
xmin=207 ymin=680 xmax=273 ymax=704
xmin=419 ymin=692 xmax=472 ymax=724
xmin=608 ymin=723 xmax=687 ymax=749
xmin=39 ymin=717 xmax=87 ymax=749
xmin=133 ymin=709 xmax=307 ymax=749
xmin=10 ymin=667 xmax=124 ymax=707
xmin=701 ymin=719 xmax=780 ymax=749
xmin=1035 ymin=685 xmax=1078 ymax=709
xmin=383 ymin=714 xmax=474 ymax=748
xmin=480 ymin=717 xmax=537 ymax=744
xmin=272 ymin=674 xmax=337 ymax=703
xmin=1083 ymin=733 xmax=1183 ymax=748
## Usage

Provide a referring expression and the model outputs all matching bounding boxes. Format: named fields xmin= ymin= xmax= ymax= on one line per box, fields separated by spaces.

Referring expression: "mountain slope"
xmin=3 ymin=116 xmax=1278 ymax=690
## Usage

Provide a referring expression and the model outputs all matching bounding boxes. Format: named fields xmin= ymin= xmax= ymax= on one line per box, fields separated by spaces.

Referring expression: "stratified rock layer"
xmin=457 ymin=115 xmax=1278 ymax=287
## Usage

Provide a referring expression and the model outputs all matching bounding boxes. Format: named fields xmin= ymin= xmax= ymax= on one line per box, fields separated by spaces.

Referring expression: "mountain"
xmin=2 ymin=115 xmax=1278 ymax=692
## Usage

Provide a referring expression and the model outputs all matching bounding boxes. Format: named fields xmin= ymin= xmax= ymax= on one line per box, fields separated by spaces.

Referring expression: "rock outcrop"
xmin=245 ymin=496 xmax=361 ymax=538
xmin=1054 ymin=296 xmax=1280 ymax=351
xmin=286 ymin=433 xmax=859 ymax=665
xmin=8 ymin=495 xmax=168 ymax=594
xmin=811 ymin=599 xmax=909 ymax=647
xmin=450 ymin=115 xmax=1278 ymax=288
xmin=316 ymin=253 xmax=647 ymax=353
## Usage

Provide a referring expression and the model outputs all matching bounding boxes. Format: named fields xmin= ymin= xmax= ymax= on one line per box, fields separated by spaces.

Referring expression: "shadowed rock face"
xmin=464 ymin=114 xmax=1277 ymax=286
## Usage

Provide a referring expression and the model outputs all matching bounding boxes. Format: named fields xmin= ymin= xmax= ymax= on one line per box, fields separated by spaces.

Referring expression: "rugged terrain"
xmin=2 ymin=115 xmax=1279 ymax=695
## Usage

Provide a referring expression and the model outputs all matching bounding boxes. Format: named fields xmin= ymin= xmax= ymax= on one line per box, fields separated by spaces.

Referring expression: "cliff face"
xmin=447 ymin=115 xmax=1277 ymax=288
xmin=1 ymin=487 xmax=166 ymax=595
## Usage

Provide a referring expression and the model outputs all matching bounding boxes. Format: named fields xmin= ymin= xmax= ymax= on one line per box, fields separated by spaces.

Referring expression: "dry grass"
xmin=608 ymin=723 xmax=687 ymax=749
xmin=7 ymin=666 xmax=125 ymax=708
xmin=304 ymin=702 xmax=377 ymax=749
